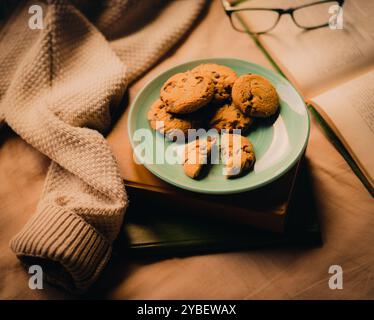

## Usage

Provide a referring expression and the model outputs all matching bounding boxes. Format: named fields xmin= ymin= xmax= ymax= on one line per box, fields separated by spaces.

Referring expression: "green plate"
xmin=128 ymin=58 xmax=309 ymax=194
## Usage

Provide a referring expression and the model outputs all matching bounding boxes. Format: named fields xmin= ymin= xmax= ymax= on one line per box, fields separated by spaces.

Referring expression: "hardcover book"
xmin=234 ymin=0 xmax=374 ymax=193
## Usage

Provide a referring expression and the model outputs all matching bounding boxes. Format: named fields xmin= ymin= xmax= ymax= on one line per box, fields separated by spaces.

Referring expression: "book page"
xmin=311 ymin=69 xmax=374 ymax=187
xmin=234 ymin=0 xmax=374 ymax=98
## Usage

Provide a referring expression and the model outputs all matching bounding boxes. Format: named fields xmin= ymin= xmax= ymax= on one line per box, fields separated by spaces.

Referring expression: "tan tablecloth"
xmin=0 ymin=1 xmax=373 ymax=299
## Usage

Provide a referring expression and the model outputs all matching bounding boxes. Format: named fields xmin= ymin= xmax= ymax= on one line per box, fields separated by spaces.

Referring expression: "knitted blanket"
xmin=0 ymin=0 xmax=205 ymax=292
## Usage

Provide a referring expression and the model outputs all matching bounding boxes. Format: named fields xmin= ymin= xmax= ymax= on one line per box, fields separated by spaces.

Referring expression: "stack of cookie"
xmin=147 ymin=63 xmax=279 ymax=179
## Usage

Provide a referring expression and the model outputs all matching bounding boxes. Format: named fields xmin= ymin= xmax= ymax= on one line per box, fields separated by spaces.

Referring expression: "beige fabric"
xmin=0 ymin=0 xmax=373 ymax=299
xmin=0 ymin=0 xmax=205 ymax=292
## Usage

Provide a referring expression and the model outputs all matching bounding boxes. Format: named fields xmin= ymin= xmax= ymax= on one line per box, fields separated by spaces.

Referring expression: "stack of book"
xmin=121 ymin=157 xmax=321 ymax=255
xmin=109 ymin=116 xmax=320 ymax=253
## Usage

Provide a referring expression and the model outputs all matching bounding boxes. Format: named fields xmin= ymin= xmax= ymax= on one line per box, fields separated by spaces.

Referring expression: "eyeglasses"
xmin=221 ymin=0 xmax=345 ymax=35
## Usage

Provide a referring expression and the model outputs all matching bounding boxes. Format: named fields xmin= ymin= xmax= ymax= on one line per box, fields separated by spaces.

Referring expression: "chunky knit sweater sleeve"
xmin=0 ymin=0 xmax=205 ymax=292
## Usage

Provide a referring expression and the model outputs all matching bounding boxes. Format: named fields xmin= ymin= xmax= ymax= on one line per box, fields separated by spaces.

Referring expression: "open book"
xmin=236 ymin=0 xmax=374 ymax=193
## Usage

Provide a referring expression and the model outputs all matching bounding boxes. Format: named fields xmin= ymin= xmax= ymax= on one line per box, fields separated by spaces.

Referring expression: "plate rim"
xmin=127 ymin=57 xmax=310 ymax=194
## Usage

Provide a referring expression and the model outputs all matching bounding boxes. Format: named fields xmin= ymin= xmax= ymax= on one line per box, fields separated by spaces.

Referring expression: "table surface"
xmin=0 ymin=1 xmax=373 ymax=299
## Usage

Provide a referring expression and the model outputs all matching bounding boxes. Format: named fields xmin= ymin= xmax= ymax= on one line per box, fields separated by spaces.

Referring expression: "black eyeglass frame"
xmin=221 ymin=0 xmax=345 ymax=35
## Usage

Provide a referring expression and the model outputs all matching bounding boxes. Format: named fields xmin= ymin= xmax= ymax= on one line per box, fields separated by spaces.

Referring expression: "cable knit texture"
xmin=0 ymin=0 xmax=205 ymax=292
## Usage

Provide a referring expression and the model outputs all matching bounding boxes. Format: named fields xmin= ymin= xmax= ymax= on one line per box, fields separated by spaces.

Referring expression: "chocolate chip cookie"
xmin=232 ymin=74 xmax=279 ymax=117
xmin=192 ymin=64 xmax=237 ymax=104
xmin=209 ymin=102 xmax=253 ymax=134
xmin=221 ymin=134 xmax=255 ymax=178
xmin=147 ymin=99 xmax=201 ymax=140
xmin=160 ymin=71 xmax=214 ymax=114
xmin=183 ymin=137 xmax=216 ymax=179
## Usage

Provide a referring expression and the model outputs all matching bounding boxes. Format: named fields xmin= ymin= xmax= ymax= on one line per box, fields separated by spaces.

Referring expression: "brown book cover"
xmin=125 ymin=159 xmax=301 ymax=233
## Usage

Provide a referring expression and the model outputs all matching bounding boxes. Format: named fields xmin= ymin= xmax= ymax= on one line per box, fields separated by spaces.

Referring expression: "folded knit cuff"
xmin=10 ymin=204 xmax=112 ymax=293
